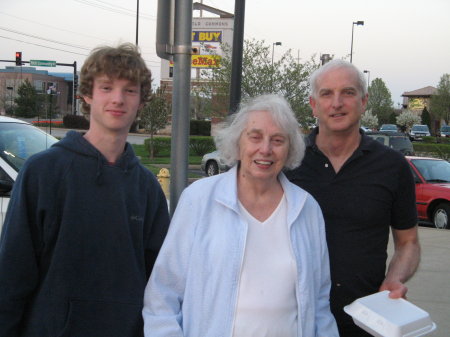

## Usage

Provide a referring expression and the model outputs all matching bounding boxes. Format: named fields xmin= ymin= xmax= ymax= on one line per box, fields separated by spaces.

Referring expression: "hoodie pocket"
xmin=57 ymin=299 xmax=144 ymax=337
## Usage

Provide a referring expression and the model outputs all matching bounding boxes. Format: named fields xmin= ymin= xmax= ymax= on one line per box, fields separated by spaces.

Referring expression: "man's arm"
xmin=379 ymin=226 xmax=420 ymax=298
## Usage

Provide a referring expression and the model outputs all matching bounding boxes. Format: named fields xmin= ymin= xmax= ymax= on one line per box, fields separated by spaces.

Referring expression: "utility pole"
xmin=229 ymin=0 xmax=246 ymax=114
xmin=136 ymin=0 xmax=139 ymax=45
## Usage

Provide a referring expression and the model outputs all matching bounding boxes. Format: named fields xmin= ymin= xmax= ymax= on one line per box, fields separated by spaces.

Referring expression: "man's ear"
xmin=310 ymin=96 xmax=318 ymax=118
xmin=83 ymin=95 xmax=93 ymax=105
xmin=361 ymin=93 xmax=369 ymax=110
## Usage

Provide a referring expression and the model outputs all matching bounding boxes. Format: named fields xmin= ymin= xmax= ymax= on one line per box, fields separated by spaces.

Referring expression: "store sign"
xmin=192 ymin=55 xmax=221 ymax=68
xmin=169 ymin=55 xmax=222 ymax=69
xmin=192 ymin=31 xmax=222 ymax=42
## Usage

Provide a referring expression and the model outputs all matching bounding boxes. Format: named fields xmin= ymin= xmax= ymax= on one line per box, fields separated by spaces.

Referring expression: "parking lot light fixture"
xmin=272 ymin=42 xmax=282 ymax=66
xmin=363 ymin=70 xmax=370 ymax=91
xmin=350 ymin=21 xmax=364 ymax=63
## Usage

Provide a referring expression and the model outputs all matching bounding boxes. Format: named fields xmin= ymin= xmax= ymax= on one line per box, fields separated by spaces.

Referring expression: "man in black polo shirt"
xmin=286 ymin=59 xmax=420 ymax=336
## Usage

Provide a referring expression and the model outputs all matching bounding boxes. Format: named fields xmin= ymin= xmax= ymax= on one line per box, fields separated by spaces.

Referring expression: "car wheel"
xmin=206 ymin=161 xmax=219 ymax=176
xmin=432 ymin=203 xmax=450 ymax=229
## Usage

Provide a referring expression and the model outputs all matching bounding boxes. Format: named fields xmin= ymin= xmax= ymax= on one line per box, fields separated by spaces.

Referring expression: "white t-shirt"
xmin=233 ymin=195 xmax=298 ymax=337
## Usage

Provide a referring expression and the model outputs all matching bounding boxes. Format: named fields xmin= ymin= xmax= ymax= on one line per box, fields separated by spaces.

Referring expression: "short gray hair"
xmin=214 ymin=94 xmax=305 ymax=170
xmin=310 ymin=59 xmax=367 ymax=99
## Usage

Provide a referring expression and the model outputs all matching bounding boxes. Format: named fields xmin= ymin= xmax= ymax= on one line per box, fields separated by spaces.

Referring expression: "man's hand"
xmin=379 ymin=280 xmax=408 ymax=299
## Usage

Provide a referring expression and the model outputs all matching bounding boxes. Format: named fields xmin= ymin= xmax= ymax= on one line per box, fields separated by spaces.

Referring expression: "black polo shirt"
xmin=286 ymin=128 xmax=417 ymax=329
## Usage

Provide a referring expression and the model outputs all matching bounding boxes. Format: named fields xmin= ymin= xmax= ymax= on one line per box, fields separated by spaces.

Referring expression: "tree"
xmin=14 ymin=79 xmax=45 ymax=118
xmin=367 ymin=78 xmax=394 ymax=125
xmin=361 ymin=110 xmax=378 ymax=129
xmin=200 ymin=39 xmax=318 ymax=127
xmin=396 ymin=110 xmax=421 ymax=132
xmin=430 ymin=74 xmax=450 ymax=124
xmin=421 ymin=107 xmax=431 ymax=129
xmin=140 ymin=86 xmax=170 ymax=158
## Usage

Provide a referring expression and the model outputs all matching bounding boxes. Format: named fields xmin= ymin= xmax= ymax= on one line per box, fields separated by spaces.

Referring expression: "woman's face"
xmin=238 ymin=110 xmax=289 ymax=184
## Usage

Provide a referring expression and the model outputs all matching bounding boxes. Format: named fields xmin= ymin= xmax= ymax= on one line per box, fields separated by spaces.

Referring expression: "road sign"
xmin=30 ymin=60 xmax=56 ymax=67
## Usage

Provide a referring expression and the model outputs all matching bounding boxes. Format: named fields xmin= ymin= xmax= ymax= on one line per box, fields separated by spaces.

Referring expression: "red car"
xmin=406 ymin=156 xmax=450 ymax=229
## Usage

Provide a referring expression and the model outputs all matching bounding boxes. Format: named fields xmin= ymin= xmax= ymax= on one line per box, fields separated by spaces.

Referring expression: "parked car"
xmin=439 ymin=125 xmax=450 ymax=138
xmin=409 ymin=124 xmax=430 ymax=141
xmin=0 ymin=116 xmax=58 ymax=229
xmin=379 ymin=124 xmax=398 ymax=132
xmin=365 ymin=131 xmax=415 ymax=156
xmin=360 ymin=126 xmax=371 ymax=132
xmin=200 ymin=150 xmax=231 ymax=176
xmin=406 ymin=156 xmax=450 ymax=229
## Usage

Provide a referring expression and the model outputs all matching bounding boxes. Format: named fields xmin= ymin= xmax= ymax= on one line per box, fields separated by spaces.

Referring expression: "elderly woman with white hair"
xmin=142 ymin=94 xmax=338 ymax=337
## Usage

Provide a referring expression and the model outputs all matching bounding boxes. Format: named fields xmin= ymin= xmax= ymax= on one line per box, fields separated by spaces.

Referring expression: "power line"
xmin=0 ymin=26 xmax=91 ymax=51
xmin=0 ymin=11 xmax=113 ymax=44
xmin=74 ymin=0 xmax=155 ymax=20
xmin=0 ymin=35 xmax=89 ymax=56
xmin=0 ymin=35 xmax=161 ymax=67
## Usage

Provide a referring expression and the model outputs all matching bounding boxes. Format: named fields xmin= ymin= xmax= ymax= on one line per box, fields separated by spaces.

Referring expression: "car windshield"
xmin=389 ymin=137 xmax=412 ymax=149
xmin=381 ymin=124 xmax=397 ymax=131
xmin=0 ymin=122 xmax=58 ymax=171
xmin=412 ymin=125 xmax=429 ymax=132
xmin=441 ymin=126 xmax=450 ymax=132
xmin=411 ymin=159 xmax=450 ymax=183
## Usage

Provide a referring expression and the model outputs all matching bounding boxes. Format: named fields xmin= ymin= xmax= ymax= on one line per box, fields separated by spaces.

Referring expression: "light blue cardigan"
xmin=143 ymin=166 xmax=339 ymax=337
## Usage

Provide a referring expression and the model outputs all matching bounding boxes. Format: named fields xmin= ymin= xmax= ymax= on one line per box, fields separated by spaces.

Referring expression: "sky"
xmin=1 ymin=0 xmax=449 ymax=106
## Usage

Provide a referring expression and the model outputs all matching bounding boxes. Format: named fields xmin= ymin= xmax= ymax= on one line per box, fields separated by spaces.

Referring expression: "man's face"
xmin=310 ymin=67 xmax=368 ymax=134
xmin=83 ymin=75 xmax=142 ymax=136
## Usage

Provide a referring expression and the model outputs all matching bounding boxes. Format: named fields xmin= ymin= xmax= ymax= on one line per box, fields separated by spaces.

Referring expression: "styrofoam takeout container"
xmin=344 ymin=290 xmax=436 ymax=337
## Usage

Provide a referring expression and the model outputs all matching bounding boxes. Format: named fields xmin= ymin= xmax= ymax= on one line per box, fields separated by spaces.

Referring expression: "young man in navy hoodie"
xmin=0 ymin=43 xmax=170 ymax=337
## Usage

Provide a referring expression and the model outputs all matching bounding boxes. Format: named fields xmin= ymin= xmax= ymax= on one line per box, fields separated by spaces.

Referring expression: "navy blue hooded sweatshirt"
xmin=0 ymin=131 xmax=170 ymax=337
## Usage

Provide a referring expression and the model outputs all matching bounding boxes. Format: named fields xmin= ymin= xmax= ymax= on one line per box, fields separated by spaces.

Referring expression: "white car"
xmin=200 ymin=151 xmax=231 ymax=176
xmin=0 ymin=116 xmax=58 ymax=229
xmin=409 ymin=124 xmax=431 ymax=141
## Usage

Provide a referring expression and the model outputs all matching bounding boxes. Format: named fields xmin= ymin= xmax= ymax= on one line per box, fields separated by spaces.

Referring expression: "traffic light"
xmin=15 ymin=52 xmax=22 ymax=66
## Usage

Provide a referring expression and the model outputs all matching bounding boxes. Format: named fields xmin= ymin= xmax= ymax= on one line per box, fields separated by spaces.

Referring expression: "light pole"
xmin=350 ymin=21 xmax=364 ymax=63
xmin=363 ymin=70 xmax=370 ymax=92
xmin=136 ymin=0 xmax=139 ymax=45
xmin=272 ymin=41 xmax=282 ymax=66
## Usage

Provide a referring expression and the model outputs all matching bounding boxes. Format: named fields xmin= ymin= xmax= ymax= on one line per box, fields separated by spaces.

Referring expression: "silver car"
xmin=200 ymin=150 xmax=231 ymax=176
xmin=0 ymin=116 xmax=58 ymax=228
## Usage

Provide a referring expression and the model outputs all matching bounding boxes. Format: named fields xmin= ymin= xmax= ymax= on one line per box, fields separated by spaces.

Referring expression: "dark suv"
xmin=365 ymin=131 xmax=415 ymax=156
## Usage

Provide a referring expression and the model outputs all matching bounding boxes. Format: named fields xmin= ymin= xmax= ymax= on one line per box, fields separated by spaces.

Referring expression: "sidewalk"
xmin=388 ymin=227 xmax=450 ymax=336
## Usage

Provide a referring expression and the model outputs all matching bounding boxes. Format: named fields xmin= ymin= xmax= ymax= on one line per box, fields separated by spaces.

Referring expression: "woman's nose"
xmin=259 ymin=139 xmax=272 ymax=154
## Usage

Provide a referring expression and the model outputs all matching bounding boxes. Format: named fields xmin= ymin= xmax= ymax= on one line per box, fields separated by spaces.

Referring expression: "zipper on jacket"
xmin=229 ymin=216 xmax=248 ymax=337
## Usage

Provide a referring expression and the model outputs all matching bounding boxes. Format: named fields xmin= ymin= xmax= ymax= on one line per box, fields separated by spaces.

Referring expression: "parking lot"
xmin=388 ymin=226 xmax=450 ymax=336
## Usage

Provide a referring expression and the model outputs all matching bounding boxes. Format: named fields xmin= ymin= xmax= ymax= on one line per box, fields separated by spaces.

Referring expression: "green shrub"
xmin=422 ymin=136 xmax=437 ymax=143
xmin=413 ymin=142 xmax=450 ymax=160
xmin=144 ymin=137 xmax=171 ymax=157
xmin=63 ymin=114 xmax=89 ymax=129
xmin=190 ymin=120 xmax=211 ymax=136
xmin=189 ymin=136 xmax=215 ymax=156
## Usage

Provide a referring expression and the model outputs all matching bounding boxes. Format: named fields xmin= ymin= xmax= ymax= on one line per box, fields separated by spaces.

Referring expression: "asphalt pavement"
xmin=387 ymin=226 xmax=450 ymax=336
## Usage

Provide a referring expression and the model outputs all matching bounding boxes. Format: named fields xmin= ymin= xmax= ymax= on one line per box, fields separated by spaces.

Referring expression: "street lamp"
xmin=272 ymin=42 xmax=282 ymax=66
xmin=350 ymin=21 xmax=364 ymax=63
xmin=363 ymin=70 xmax=370 ymax=92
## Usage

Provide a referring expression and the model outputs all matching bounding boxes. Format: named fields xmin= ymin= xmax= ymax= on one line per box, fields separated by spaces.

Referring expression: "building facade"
xmin=0 ymin=66 xmax=74 ymax=117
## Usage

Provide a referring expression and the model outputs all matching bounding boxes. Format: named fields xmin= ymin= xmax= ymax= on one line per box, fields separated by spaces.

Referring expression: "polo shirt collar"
xmin=307 ymin=126 xmax=377 ymax=155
